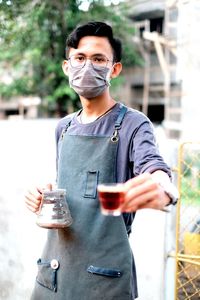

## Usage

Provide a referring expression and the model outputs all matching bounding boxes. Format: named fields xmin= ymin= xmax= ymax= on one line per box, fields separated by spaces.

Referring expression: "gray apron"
xmin=31 ymin=106 xmax=134 ymax=300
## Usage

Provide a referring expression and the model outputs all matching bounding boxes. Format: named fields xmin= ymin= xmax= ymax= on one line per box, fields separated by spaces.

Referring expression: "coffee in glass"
xmin=97 ymin=183 xmax=125 ymax=216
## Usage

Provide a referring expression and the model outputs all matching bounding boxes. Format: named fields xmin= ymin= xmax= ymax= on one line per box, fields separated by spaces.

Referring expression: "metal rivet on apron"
xmin=50 ymin=259 xmax=59 ymax=270
xmin=111 ymin=129 xmax=119 ymax=143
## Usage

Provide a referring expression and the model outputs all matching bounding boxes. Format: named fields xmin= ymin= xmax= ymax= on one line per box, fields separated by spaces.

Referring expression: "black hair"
xmin=66 ymin=21 xmax=122 ymax=62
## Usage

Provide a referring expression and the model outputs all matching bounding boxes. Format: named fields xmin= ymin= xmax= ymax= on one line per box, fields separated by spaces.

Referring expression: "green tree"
xmin=0 ymin=0 xmax=141 ymax=116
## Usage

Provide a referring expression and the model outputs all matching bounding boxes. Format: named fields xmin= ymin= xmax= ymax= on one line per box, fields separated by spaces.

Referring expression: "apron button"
xmin=50 ymin=259 xmax=59 ymax=270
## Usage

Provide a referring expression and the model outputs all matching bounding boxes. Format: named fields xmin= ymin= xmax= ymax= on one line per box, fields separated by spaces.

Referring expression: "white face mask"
xmin=68 ymin=63 xmax=111 ymax=99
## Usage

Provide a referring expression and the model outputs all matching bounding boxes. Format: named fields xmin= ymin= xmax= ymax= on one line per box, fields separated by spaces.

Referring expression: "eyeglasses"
xmin=67 ymin=54 xmax=111 ymax=69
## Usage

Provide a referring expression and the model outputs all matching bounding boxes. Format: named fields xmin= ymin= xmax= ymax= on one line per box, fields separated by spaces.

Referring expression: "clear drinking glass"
xmin=36 ymin=188 xmax=73 ymax=229
xmin=97 ymin=183 xmax=125 ymax=216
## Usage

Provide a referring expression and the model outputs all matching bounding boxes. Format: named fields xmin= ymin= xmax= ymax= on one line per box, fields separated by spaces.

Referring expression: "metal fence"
xmin=175 ymin=142 xmax=200 ymax=299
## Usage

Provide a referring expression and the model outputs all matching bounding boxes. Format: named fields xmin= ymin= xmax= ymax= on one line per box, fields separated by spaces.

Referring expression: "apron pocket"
xmin=84 ymin=171 xmax=99 ymax=199
xmin=87 ymin=265 xmax=122 ymax=278
xmin=36 ymin=258 xmax=59 ymax=292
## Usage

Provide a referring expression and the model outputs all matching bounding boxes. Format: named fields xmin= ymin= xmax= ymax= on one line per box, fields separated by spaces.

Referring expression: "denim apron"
xmin=31 ymin=106 xmax=134 ymax=300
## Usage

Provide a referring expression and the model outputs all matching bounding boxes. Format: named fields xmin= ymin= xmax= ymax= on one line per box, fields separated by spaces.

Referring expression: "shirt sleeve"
xmin=129 ymin=120 xmax=172 ymax=178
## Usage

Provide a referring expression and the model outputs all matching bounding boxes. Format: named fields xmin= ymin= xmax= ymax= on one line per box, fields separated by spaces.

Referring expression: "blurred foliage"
xmin=181 ymin=177 xmax=200 ymax=205
xmin=0 ymin=0 xmax=142 ymax=116
xmin=181 ymin=151 xmax=200 ymax=204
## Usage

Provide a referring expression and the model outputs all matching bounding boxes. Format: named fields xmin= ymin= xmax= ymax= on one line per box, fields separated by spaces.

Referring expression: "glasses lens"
xmin=91 ymin=55 xmax=108 ymax=68
xmin=69 ymin=55 xmax=85 ymax=68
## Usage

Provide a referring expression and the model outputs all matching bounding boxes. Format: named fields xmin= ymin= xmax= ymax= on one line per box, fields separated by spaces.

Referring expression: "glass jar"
xmin=36 ymin=189 xmax=73 ymax=229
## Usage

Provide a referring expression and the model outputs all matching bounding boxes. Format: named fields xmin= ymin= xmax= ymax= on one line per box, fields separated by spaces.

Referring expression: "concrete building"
xmin=120 ymin=0 xmax=200 ymax=140
xmin=0 ymin=96 xmax=41 ymax=119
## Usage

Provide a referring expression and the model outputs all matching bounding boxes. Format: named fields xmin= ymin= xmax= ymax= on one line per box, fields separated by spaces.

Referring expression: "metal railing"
xmin=174 ymin=142 xmax=200 ymax=300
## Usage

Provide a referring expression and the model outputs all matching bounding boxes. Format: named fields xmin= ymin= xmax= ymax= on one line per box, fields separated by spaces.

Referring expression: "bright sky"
xmin=79 ymin=0 xmax=123 ymax=11
xmin=0 ymin=0 xmax=122 ymax=10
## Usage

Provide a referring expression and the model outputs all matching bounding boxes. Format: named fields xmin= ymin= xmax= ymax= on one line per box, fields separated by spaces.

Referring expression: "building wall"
xmin=177 ymin=0 xmax=200 ymax=140
xmin=128 ymin=0 xmax=165 ymax=19
xmin=125 ymin=0 xmax=200 ymax=140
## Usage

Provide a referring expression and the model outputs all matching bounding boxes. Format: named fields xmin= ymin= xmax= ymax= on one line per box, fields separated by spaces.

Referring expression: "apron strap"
xmin=61 ymin=112 xmax=77 ymax=139
xmin=111 ymin=105 xmax=128 ymax=143
xmin=115 ymin=105 xmax=128 ymax=129
xmin=61 ymin=105 xmax=128 ymax=142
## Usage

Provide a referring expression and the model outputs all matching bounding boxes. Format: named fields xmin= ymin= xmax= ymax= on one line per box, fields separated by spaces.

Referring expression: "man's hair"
xmin=66 ymin=21 xmax=122 ymax=62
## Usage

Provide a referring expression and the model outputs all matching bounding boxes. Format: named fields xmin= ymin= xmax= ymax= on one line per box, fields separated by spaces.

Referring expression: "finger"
xmin=24 ymin=191 xmax=42 ymax=206
xmin=26 ymin=187 xmax=43 ymax=200
xmin=124 ymin=177 xmax=158 ymax=203
xmin=25 ymin=190 xmax=42 ymax=203
xmin=37 ymin=183 xmax=53 ymax=194
xmin=124 ymin=173 xmax=152 ymax=190
xmin=122 ymin=189 xmax=160 ymax=212
xmin=25 ymin=200 xmax=41 ymax=214
xmin=25 ymin=196 xmax=41 ymax=209
xmin=46 ymin=183 xmax=53 ymax=191
xmin=137 ymin=198 xmax=163 ymax=211
xmin=132 ymin=201 xmax=157 ymax=211
xmin=25 ymin=202 xmax=40 ymax=213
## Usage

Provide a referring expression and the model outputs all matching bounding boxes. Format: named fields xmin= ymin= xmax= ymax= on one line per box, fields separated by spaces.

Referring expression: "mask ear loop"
xmin=106 ymin=67 xmax=112 ymax=87
xmin=107 ymin=62 xmax=117 ymax=87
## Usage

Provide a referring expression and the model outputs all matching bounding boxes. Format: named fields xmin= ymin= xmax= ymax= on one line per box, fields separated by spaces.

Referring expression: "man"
xmin=25 ymin=21 xmax=178 ymax=300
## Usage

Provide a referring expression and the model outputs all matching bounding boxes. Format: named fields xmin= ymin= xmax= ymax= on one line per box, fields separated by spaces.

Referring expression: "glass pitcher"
xmin=36 ymin=188 xmax=73 ymax=229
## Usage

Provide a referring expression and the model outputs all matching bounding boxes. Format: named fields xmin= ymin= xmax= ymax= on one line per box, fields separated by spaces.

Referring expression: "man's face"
xmin=62 ymin=35 xmax=122 ymax=98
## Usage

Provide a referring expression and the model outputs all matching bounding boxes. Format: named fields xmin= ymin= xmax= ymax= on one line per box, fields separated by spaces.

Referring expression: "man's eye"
xmin=93 ymin=57 xmax=105 ymax=63
xmin=75 ymin=56 xmax=85 ymax=61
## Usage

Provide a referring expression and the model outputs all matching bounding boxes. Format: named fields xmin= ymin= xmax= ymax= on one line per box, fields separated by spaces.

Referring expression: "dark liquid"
xmin=98 ymin=191 xmax=124 ymax=210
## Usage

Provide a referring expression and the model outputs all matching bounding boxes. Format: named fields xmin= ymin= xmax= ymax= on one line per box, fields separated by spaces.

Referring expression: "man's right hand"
xmin=24 ymin=183 xmax=52 ymax=214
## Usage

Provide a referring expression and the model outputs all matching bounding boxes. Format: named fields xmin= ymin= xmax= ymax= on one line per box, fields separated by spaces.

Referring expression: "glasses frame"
xmin=67 ymin=54 xmax=112 ymax=69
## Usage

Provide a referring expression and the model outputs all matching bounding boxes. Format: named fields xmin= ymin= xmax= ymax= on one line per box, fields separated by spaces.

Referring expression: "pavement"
xmin=0 ymin=119 xmax=175 ymax=300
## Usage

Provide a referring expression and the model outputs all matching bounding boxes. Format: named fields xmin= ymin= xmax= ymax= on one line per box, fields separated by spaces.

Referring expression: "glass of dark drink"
xmin=97 ymin=183 xmax=125 ymax=216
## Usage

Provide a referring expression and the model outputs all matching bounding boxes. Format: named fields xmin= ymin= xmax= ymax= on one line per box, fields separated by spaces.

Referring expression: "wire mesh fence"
xmin=175 ymin=142 xmax=200 ymax=300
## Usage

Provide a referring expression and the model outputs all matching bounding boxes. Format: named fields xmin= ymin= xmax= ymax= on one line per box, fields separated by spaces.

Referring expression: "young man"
xmin=25 ymin=21 xmax=178 ymax=300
